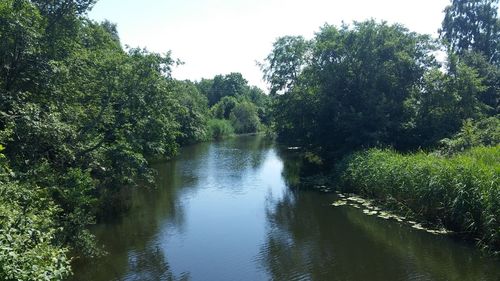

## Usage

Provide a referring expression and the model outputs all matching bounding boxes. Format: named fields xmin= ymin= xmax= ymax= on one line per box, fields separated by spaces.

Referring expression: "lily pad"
xmin=331 ymin=200 xmax=347 ymax=207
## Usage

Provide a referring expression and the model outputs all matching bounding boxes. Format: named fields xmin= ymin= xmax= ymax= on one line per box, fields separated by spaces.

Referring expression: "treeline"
xmin=196 ymin=72 xmax=271 ymax=139
xmin=264 ymin=22 xmax=498 ymax=158
xmin=262 ymin=0 xmax=499 ymax=251
xmin=0 ymin=0 xmax=268 ymax=279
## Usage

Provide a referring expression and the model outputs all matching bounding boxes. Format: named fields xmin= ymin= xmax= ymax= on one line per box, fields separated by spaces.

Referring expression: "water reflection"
xmin=260 ymin=184 xmax=500 ymax=281
xmin=71 ymin=135 xmax=274 ymax=280
xmin=71 ymin=136 xmax=499 ymax=281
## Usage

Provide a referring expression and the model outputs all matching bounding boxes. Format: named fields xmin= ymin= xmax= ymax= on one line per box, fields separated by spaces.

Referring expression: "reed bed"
xmin=339 ymin=145 xmax=499 ymax=253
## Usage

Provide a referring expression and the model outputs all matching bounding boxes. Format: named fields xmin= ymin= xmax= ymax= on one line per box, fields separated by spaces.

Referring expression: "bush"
xmin=0 ymin=182 xmax=71 ymax=281
xmin=440 ymin=117 xmax=500 ymax=154
xmin=339 ymin=145 xmax=500 ymax=252
xmin=207 ymin=119 xmax=234 ymax=140
xmin=0 ymin=147 xmax=71 ymax=280
xmin=229 ymin=102 xmax=261 ymax=134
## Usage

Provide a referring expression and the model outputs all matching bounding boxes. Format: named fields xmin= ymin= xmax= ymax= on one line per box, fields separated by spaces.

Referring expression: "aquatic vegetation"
xmin=333 ymin=193 xmax=454 ymax=235
xmin=363 ymin=209 xmax=378 ymax=216
xmin=339 ymin=145 xmax=500 ymax=253
xmin=331 ymin=200 xmax=347 ymax=207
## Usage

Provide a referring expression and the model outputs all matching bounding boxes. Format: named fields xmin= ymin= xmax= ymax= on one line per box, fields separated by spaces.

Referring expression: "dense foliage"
xmin=265 ymin=21 xmax=439 ymax=158
xmin=440 ymin=116 xmax=500 ymax=154
xmin=262 ymin=0 xmax=499 ymax=252
xmin=206 ymin=119 xmax=235 ymax=140
xmin=0 ymin=146 xmax=71 ymax=280
xmin=0 ymin=0 xmax=268 ymax=279
xmin=0 ymin=0 xmax=498 ymax=278
xmin=339 ymin=146 xmax=499 ymax=252
xmin=197 ymin=73 xmax=271 ymax=135
xmin=263 ymin=1 xmax=499 ymax=160
xmin=440 ymin=0 xmax=499 ymax=65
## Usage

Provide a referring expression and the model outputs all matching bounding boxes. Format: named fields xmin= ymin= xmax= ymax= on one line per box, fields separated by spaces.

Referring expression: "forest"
xmin=0 ymin=0 xmax=499 ymax=280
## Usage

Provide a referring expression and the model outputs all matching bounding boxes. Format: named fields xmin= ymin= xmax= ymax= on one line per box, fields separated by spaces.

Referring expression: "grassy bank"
xmin=338 ymin=145 xmax=499 ymax=253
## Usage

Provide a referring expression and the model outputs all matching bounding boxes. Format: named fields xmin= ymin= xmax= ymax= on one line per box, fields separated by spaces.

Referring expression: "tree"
xmin=198 ymin=73 xmax=271 ymax=132
xmin=440 ymin=0 xmax=499 ymax=116
xmin=440 ymin=0 xmax=500 ymax=64
xmin=170 ymin=80 xmax=209 ymax=144
xmin=0 ymin=0 xmax=45 ymax=99
xmin=407 ymin=61 xmax=487 ymax=147
xmin=0 ymin=0 xmax=191 ymax=270
xmin=230 ymin=101 xmax=261 ymax=134
xmin=0 ymin=146 xmax=71 ymax=281
xmin=203 ymin=72 xmax=248 ymax=106
xmin=266 ymin=21 xmax=437 ymax=157
xmin=211 ymin=96 xmax=239 ymax=119
xmin=260 ymin=36 xmax=310 ymax=95
xmin=31 ymin=0 xmax=97 ymax=16
xmin=459 ymin=48 xmax=500 ymax=115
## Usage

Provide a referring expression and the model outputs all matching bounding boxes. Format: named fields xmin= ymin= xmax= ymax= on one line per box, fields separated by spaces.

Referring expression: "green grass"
xmin=207 ymin=119 xmax=235 ymax=140
xmin=339 ymin=145 xmax=500 ymax=253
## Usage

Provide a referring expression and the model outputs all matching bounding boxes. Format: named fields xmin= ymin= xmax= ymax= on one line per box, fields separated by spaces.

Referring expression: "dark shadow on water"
xmin=70 ymin=135 xmax=273 ymax=281
xmin=259 ymin=186 xmax=500 ymax=281
xmin=71 ymin=136 xmax=500 ymax=281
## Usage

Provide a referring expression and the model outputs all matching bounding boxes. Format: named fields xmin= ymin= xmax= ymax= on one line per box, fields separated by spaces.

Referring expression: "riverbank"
xmin=336 ymin=145 xmax=499 ymax=254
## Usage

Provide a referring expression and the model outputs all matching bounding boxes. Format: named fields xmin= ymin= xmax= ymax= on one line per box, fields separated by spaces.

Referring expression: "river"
xmin=71 ymin=135 xmax=500 ymax=281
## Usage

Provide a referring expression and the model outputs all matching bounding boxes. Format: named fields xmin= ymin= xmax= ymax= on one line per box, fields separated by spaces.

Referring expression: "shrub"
xmin=0 ymin=182 xmax=71 ymax=281
xmin=0 ymin=147 xmax=71 ymax=280
xmin=207 ymin=119 xmax=234 ymax=140
xmin=230 ymin=102 xmax=261 ymax=134
xmin=440 ymin=117 xmax=500 ymax=154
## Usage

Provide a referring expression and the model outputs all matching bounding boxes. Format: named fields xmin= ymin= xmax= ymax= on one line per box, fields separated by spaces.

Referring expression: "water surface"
xmin=71 ymin=136 xmax=500 ymax=281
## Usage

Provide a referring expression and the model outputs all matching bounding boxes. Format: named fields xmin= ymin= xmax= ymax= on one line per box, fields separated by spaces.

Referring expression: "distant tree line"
xmin=196 ymin=72 xmax=271 ymax=138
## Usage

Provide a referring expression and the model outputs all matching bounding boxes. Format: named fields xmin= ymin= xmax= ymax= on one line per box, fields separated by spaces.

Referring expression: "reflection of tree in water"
xmin=275 ymin=146 xmax=328 ymax=189
xmin=202 ymin=135 xmax=274 ymax=189
xmin=218 ymin=135 xmax=274 ymax=169
xmin=275 ymin=148 xmax=303 ymax=188
xmin=72 ymin=136 xmax=276 ymax=281
xmin=233 ymin=135 xmax=274 ymax=169
xmin=259 ymin=190 xmax=341 ymax=281
xmin=70 ymin=143 xmax=211 ymax=281
xmin=343 ymin=208 xmax=500 ymax=281
xmin=128 ymin=246 xmax=190 ymax=281
xmin=259 ymin=187 xmax=500 ymax=281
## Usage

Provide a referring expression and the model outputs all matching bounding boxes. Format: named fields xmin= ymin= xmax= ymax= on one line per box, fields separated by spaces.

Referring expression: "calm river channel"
xmin=71 ymin=135 xmax=500 ymax=281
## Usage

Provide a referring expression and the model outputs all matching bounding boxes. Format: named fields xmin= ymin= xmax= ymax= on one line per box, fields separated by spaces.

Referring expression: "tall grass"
xmin=339 ymin=145 xmax=500 ymax=252
xmin=207 ymin=119 xmax=235 ymax=140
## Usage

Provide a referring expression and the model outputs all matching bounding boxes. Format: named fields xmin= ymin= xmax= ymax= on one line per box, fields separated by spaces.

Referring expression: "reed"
xmin=339 ymin=145 xmax=500 ymax=253
xmin=207 ymin=119 xmax=235 ymax=140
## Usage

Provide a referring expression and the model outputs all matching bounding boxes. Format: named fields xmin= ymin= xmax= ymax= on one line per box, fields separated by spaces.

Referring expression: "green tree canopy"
xmin=230 ymin=101 xmax=261 ymax=134
xmin=440 ymin=0 xmax=500 ymax=64
xmin=266 ymin=21 xmax=437 ymax=157
xmin=260 ymin=35 xmax=310 ymax=95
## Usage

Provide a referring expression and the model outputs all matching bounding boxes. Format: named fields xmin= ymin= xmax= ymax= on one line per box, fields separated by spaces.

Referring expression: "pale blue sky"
xmin=89 ymin=0 xmax=451 ymax=90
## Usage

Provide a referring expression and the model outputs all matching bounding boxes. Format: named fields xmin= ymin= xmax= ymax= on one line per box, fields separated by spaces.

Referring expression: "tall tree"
xmin=265 ymin=21 xmax=437 ymax=157
xmin=260 ymin=36 xmax=310 ymax=95
xmin=230 ymin=101 xmax=261 ymax=133
xmin=205 ymin=72 xmax=248 ymax=106
xmin=440 ymin=0 xmax=500 ymax=64
xmin=440 ymin=0 xmax=500 ymax=114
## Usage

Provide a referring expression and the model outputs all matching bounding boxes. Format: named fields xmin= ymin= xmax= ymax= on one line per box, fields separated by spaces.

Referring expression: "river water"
xmin=71 ymin=135 xmax=499 ymax=281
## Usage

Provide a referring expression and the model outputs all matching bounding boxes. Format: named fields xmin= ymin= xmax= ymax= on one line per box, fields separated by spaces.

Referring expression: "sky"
xmin=88 ymin=0 xmax=451 ymax=90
